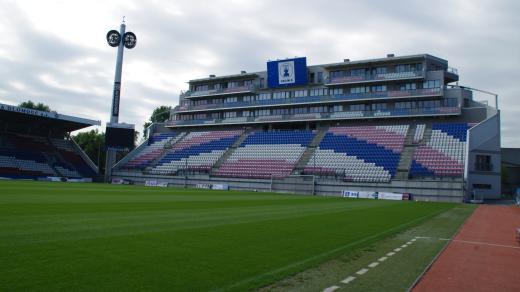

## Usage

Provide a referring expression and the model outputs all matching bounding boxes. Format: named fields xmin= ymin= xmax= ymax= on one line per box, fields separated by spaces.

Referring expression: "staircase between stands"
xmin=292 ymin=126 xmax=329 ymax=175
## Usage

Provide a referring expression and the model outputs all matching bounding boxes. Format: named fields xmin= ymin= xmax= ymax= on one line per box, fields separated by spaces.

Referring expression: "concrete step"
xmin=211 ymin=129 xmax=252 ymax=174
xmin=293 ymin=126 xmax=329 ymax=174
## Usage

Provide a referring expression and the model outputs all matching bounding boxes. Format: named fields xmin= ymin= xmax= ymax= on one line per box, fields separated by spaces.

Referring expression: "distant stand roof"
xmin=0 ymin=102 xmax=101 ymax=133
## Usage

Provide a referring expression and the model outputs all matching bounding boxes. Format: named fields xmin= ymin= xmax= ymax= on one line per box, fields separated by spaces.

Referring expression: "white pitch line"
xmin=356 ymin=268 xmax=369 ymax=275
xmin=368 ymin=262 xmax=379 ymax=268
xmin=407 ymin=241 xmax=413 ymax=245
xmin=394 ymin=247 xmax=402 ymax=252
xmin=415 ymin=236 xmax=431 ymax=239
xmin=323 ymin=285 xmax=340 ymax=292
xmin=378 ymin=256 xmax=388 ymax=262
xmin=411 ymin=238 xmax=417 ymax=242
xmin=401 ymin=244 xmax=408 ymax=248
xmin=341 ymin=276 xmax=356 ymax=284
xmin=386 ymin=252 xmax=396 ymax=256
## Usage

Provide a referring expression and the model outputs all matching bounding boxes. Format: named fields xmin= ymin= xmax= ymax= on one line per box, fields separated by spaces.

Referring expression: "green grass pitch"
xmin=0 ymin=181 xmax=457 ymax=291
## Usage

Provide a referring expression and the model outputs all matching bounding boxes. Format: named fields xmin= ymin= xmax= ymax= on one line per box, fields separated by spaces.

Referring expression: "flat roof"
xmin=186 ymin=54 xmax=449 ymax=84
xmin=0 ymin=103 xmax=101 ymax=132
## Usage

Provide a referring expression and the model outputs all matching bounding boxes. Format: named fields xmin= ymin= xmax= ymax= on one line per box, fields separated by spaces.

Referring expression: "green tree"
xmin=72 ymin=129 xmax=106 ymax=174
xmin=142 ymin=105 xmax=171 ymax=137
xmin=19 ymin=100 xmax=53 ymax=112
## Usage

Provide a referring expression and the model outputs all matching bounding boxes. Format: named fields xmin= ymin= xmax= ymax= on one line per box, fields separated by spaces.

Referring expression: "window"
xmin=475 ymin=155 xmax=492 ymax=171
xmin=331 ymin=88 xmax=344 ymax=95
xmin=254 ymin=109 xmax=270 ymax=116
xmin=291 ymin=107 xmax=307 ymax=114
xmin=423 ymin=80 xmax=441 ymax=89
xmin=372 ymin=67 xmax=387 ymax=75
xmin=310 ymin=106 xmax=328 ymax=113
xmin=243 ymin=95 xmax=255 ymax=102
xmin=211 ymin=112 xmax=220 ymax=119
xmin=294 ymin=90 xmax=308 ymax=98
xmin=370 ymin=85 xmax=387 ymax=92
xmin=317 ymin=72 xmax=323 ymax=83
xmin=350 ymin=68 xmax=366 ymax=76
xmin=350 ymin=86 xmax=369 ymax=94
xmin=310 ymin=88 xmax=327 ymax=96
xmin=330 ymin=70 xmax=347 ymax=79
xmin=400 ymin=83 xmax=417 ymax=91
xmin=273 ymin=91 xmax=289 ymax=99
xmin=258 ymin=93 xmax=271 ymax=100
xmin=272 ymin=108 xmax=289 ymax=115
xmin=223 ymin=111 xmax=237 ymax=118
xmin=371 ymin=103 xmax=387 ymax=110
xmin=224 ymin=96 xmax=237 ymax=103
xmin=350 ymin=104 xmax=366 ymax=111
xmin=333 ymin=105 xmax=343 ymax=112
xmin=309 ymin=72 xmax=315 ymax=83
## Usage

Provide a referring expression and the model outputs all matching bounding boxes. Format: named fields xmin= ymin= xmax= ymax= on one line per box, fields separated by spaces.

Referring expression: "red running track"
xmin=413 ymin=205 xmax=520 ymax=292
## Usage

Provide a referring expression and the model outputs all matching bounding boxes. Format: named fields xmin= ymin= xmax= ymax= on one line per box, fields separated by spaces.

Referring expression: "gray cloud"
xmin=0 ymin=0 xmax=518 ymax=146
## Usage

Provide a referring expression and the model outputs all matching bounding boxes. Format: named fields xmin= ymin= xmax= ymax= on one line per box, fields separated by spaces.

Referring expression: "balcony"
xmin=180 ymin=85 xmax=256 ymax=99
xmin=325 ymin=70 xmax=423 ymax=86
xmin=177 ymin=87 xmax=443 ymax=113
xmin=167 ymin=105 xmax=461 ymax=127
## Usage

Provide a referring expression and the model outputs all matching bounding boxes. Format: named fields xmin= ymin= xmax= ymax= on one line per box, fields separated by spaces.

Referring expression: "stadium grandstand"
xmin=112 ymin=53 xmax=501 ymax=202
xmin=0 ymin=103 xmax=100 ymax=181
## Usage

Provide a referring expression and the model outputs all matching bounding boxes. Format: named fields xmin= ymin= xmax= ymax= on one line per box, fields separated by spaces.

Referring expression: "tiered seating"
xmin=51 ymin=139 xmax=96 ymax=178
xmin=304 ymin=125 xmax=409 ymax=182
xmin=410 ymin=123 xmax=472 ymax=177
xmin=122 ymin=132 xmax=182 ymax=170
xmin=216 ymin=131 xmax=315 ymax=179
xmin=151 ymin=130 xmax=243 ymax=174
xmin=0 ymin=134 xmax=97 ymax=179
xmin=0 ymin=149 xmax=56 ymax=179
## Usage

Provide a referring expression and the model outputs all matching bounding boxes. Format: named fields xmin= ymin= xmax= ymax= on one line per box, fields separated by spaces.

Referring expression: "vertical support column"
xmin=105 ymin=23 xmax=126 ymax=182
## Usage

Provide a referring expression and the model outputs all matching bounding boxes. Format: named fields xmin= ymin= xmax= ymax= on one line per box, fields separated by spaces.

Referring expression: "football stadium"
xmin=2 ymin=48 xmax=519 ymax=292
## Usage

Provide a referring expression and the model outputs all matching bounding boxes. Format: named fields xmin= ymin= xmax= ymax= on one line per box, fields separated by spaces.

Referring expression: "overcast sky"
xmin=0 ymin=0 xmax=518 ymax=145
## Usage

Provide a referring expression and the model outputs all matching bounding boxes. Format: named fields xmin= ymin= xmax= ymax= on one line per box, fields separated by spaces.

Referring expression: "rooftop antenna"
xmin=122 ymin=16 xmax=126 ymax=23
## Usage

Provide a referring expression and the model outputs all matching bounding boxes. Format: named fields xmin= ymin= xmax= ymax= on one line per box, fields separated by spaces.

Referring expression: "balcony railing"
xmin=167 ymin=105 xmax=461 ymax=127
xmin=180 ymin=84 xmax=257 ymax=99
xmin=325 ymin=70 xmax=423 ymax=85
xmin=177 ymin=87 xmax=443 ymax=112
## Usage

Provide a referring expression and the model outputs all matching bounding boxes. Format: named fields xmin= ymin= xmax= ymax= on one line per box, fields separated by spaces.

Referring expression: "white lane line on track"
xmin=401 ymin=244 xmax=408 ymax=248
xmin=356 ymin=268 xmax=369 ymax=275
xmin=386 ymin=251 xmax=396 ymax=256
xmin=394 ymin=247 xmax=402 ymax=252
xmin=368 ymin=262 xmax=379 ymax=268
xmin=323 ymin=285 xmax=340 ymax=292
xmin=414 ymin=236 xmax=431 ymax=239
xmin=407 ymin=241 xmax=413 ymax=244
xmin=443 ymin=239 xmax=520 ymax=249
xmin=378 ymin=256 xmax=388 ymax=262
xmin=341 ymin=276 xmax=356 ymax=284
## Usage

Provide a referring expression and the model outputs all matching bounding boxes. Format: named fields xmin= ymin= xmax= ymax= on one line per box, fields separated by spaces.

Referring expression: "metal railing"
xmin=178 ymin=87 xmax=443 ymax=112
xmin=167 ymin=105 xmax=461 ymax=127
xmin=325 ymin=70 xmax=423 ymax=85
xmin=180 ymin=84 xmax=257 ymax=98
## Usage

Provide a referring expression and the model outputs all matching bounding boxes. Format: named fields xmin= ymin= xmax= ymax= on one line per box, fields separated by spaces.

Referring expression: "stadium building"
xmin=112 ymin=53 xmax=501 ymax=202
xmin=0 ymin=103 xmax=100 ymax=181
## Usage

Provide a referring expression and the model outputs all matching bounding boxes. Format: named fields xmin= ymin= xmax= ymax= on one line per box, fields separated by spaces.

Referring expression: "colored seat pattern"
xmin=122 ymin=132 xmax=182 ymax=170
xmin=216 ymin=131 xmax=315 ymax=179
xmin=0 ymin=134 xmax=96 ymax=179
xmin=151 ymin=130 xmax=243 ymax=174
xmin=410 ymin=123 xmax=472 ymax=177
xmin=304 ymin=125 xmax=409 ymax=182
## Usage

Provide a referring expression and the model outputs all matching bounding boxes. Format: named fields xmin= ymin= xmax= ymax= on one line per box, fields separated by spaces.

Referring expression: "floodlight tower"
xmin=104 ymin=18 xmax=137 ymax=181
